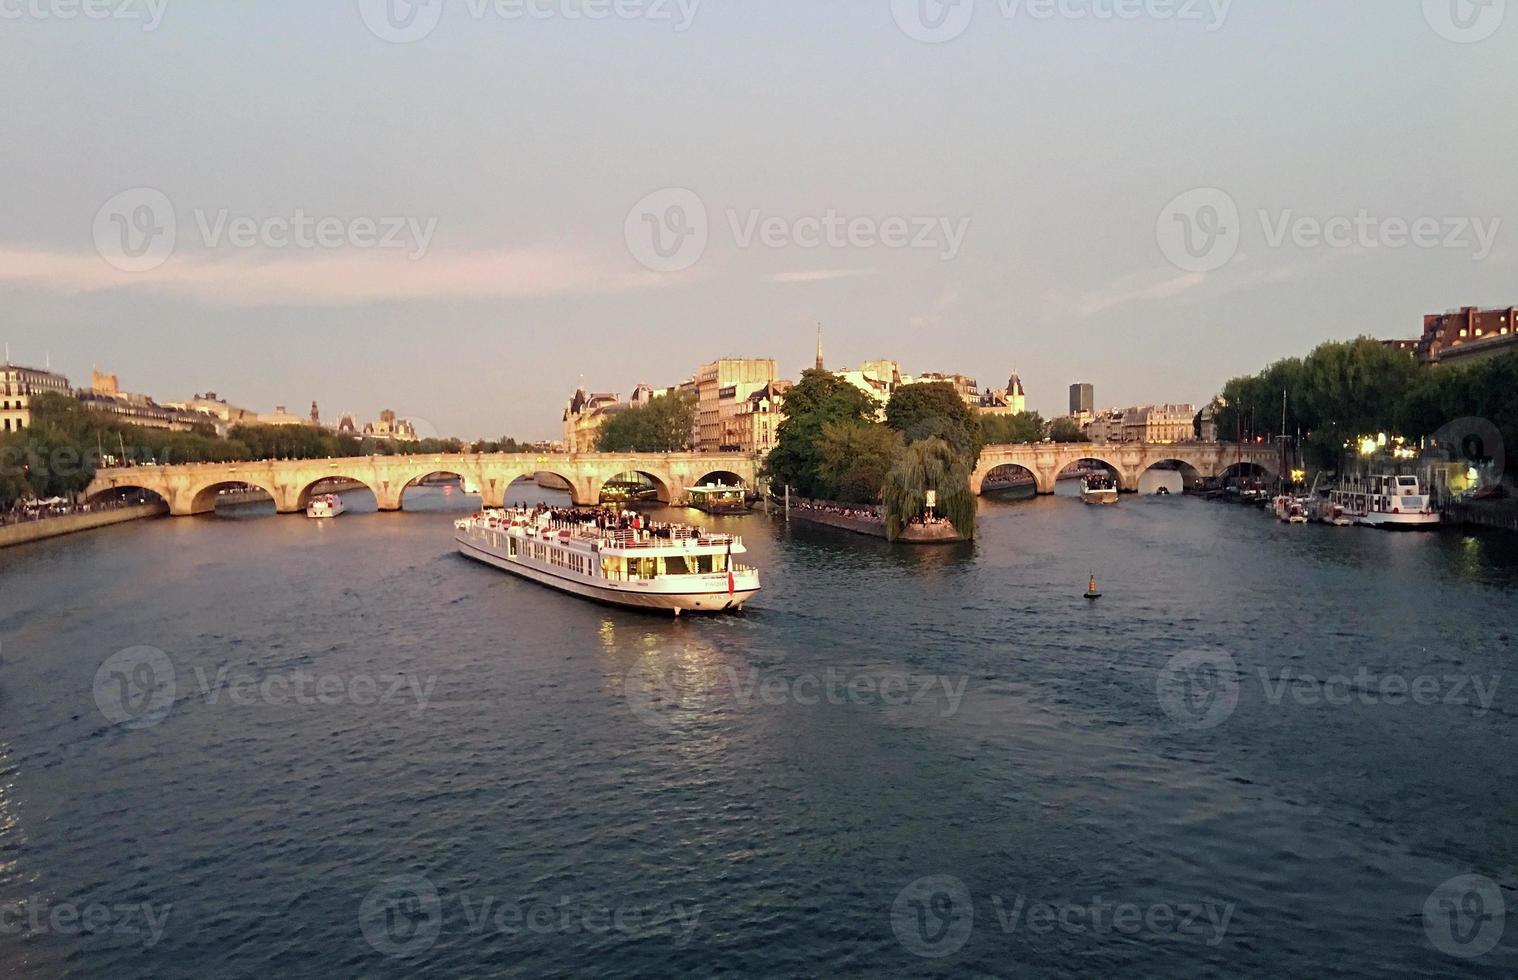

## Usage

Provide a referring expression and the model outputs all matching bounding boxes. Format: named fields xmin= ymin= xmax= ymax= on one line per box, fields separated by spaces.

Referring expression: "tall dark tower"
xmin=310 ymin=401 xmax=321 ymax=425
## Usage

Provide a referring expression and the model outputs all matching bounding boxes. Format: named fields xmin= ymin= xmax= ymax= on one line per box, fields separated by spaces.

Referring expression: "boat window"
xmin=1398 ymin=477 xmax=1417 ymax=487
xmin=634 ymin=557 xmax=658 ymax=580
xmin=665 ymin=554 xmax=696 ymax=576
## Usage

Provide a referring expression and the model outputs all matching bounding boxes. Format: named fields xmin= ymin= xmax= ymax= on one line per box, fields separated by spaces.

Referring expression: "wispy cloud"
xmin=767 ymin=268 xmax=879 ymax=284
xmin=1078 ymin=269 xmax=1206 ymax=317
xmin=0 ymin=247 xmax=669 ymax=306
xmin=910 ymin=287 xmax=960 ymax=328
xmin=1077 ymin=257 xmax=1305 ymax=317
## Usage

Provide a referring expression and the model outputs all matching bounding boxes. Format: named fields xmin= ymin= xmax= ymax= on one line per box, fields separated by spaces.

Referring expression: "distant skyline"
xmin=2 ymin=2 xmax=1513 ymax=440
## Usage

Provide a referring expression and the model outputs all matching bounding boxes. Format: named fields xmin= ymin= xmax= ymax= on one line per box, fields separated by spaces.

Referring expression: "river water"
xmin=1 ymin=485 xmax=1514 ymax=978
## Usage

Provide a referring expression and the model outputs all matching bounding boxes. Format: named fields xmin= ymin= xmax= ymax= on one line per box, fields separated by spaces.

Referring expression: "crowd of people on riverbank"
xmin=0 ymin=494 xmax=157 ymax=528
xmin=791 ymin=498 xmax=885 ymax=525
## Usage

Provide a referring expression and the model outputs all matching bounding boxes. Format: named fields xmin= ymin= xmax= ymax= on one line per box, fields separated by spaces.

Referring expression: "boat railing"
xmin=598 ymin=530 xmax=740 ymax=550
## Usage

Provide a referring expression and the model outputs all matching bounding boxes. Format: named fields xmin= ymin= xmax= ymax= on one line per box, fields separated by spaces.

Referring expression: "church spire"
xmin=815 ymin=323 xmax=825 ymax=372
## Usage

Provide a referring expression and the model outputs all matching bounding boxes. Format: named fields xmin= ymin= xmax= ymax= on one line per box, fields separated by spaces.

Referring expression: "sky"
xmin=1 ymin=0 xmax=1514 ymax=440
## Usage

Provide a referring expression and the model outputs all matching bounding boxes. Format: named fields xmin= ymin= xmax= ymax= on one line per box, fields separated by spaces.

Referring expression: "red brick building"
xmin=1387 ymin=306 xmax=1518 ymax=365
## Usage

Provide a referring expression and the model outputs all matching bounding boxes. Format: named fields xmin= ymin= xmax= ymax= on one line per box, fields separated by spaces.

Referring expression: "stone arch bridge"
xmin=86 ymin=453 xmax=759 ymax=516
xmin=973 ymin=442 xmax=1279 ymax=495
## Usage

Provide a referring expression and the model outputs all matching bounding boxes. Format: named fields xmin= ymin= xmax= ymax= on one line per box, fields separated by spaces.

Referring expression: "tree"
xmin=881 ymin=437 xmax=976 ymax=541
xmin=981 ymin=411 xmax=1046 ymax=445
xmin=884 ymin=381 xmax=983 ymax=465
xmin=765 ymin=369 xmax=880 ymax=497
xmin=1048 ymin=417 xmax=1085 ymax=443
xmin=1213 ymin=338 xmax=1423 ymax=468
xmin=817 ymin=420 xmax=902 ymax=503
xmin=595 ymin=390 xmax=697 ymax=452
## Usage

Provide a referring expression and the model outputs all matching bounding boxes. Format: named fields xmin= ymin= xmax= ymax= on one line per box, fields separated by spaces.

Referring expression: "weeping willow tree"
xmin=881 ymin=437 xmax=976 ymax=541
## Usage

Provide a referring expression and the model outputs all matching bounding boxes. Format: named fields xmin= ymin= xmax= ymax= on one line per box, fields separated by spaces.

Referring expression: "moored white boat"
xmin=1272 ymin=494 xmax=1310 ymax=523
xmin=1328 ymin=473 xmax=1440 ymax=530
xmin=306 ymin=494 xmax=346 ymax=519
xmin=455 ymin=508 xmax=760 ymax=615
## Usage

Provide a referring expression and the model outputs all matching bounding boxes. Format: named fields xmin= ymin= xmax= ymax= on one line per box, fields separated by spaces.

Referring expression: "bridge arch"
xmin=1138 ymin=458 xmax=1204 ymax=494
xmin=295 ymin=474 xmax=380 ymax=511
xmin=399 ymin=468 xmax=481 ymax=512
xmin=85 ymin=484 xmax=167 ymax=507
xmin=596 ymin=469 xmax=674 ymax=505
xmin=692 ymin=469 xmax=747 ymax=489
xmin=1057 ymin=455 xmax=1135 ymax=492
xmin=188 ymin=478 xmax=280 ymax=516
xmin=1221 ymin=460 xmax=1276 ymax=483
xmin=976 ymin=462 xmax=1042 ymax=496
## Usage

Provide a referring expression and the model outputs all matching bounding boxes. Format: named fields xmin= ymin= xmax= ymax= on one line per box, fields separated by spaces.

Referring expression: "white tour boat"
xmin=1080 ymin=474 xmax=1119 ymax=505
xmin=1328 ymin=473 xmax=1440 ymax=530
xmin=454 ymin=508 xmax=760 ymax=615
xmin=306 ymin=494 xmax=346 ymax=519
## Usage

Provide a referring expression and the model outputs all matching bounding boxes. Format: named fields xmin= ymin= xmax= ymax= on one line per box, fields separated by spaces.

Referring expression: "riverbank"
xmin=768 ymin=497 xmax=964 ymax=543
xmin=0 ymin=502 xmax=168 ymax=549
xmin=1443 ymin=497 xmax=1518 ymax=534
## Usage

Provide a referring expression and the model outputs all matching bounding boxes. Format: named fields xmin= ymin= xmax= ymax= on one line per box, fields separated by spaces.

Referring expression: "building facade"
xmin=364 ymin=409 xmax=419 ymax=442
xmin=563 ymin=388 xmax=624 ymax=453
xmin=697 ymin=358 xmax=777 ymax=451
xmin=1122 ymin=404 xmax=1196 ymax=444
xmin=1085 ymin=410 xmax=1126 ymax=442
xmin=0 ymin=363 xmax=71 ymax=433
xmin=978 ymin=371 xmax=1027 ymax=416
xmin=164 ymin=392 xmax=258 ymax=437
xmin=1069 ymin=383 xmax=1094 ymax=416
xmin=916 ymin=372 xmax=982 ymax=406
xmin=732 ymin=380 xmax=793 ymax=455
xmin=1386 ymin=306 xmax=1518 ymax=366
xmin=77 ymin=369 xmax=212 ymax=432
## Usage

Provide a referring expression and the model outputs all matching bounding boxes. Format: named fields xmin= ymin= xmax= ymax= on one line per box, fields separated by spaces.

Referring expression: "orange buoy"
xmin=1085 ymin=574 xmax=1101 ymax=600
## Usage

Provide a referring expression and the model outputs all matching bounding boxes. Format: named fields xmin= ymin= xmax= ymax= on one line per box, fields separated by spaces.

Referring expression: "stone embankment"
xmin=770 ymin=498 xmax=964 ymax=543
xmin=0 ymin=503 xmax=168 ymax=550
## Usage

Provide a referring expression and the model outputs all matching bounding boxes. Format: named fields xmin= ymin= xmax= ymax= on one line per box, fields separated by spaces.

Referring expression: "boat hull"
xmin=1355 ymin=513 xmax=1441 ymax=530
xmin=455 ymin=533 xmax=759 ymax=613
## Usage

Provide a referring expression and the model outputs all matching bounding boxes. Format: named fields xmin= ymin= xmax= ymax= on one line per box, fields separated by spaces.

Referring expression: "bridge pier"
xmin=374 ymin=481 xmax=404 ymax=512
